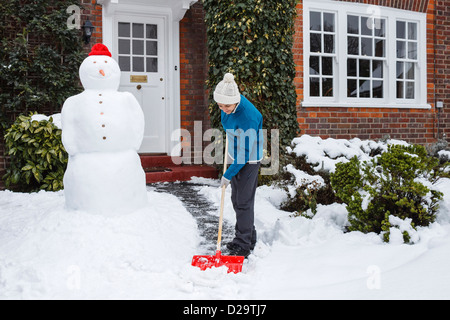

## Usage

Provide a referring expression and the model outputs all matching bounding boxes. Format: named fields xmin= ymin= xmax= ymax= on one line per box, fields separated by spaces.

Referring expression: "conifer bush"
xmin=331 ymin=144 xmax=446 ymax=243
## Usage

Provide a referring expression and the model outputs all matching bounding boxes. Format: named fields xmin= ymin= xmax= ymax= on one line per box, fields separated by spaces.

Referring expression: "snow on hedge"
xmin=286 ymin=134 xmax=410 ymax=173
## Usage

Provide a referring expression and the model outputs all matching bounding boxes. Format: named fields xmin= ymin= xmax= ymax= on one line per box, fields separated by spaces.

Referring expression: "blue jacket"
xmin=221 ymin=95 xmax=263 ymax=180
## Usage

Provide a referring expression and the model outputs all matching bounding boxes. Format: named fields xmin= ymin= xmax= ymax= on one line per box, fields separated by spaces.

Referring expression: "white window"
xmin=117 ymin=22 xmax=159 ymax=73
xmin=303 ymin=0 xmax=429 ymax=109
xmin=309 ymin=11 xmax=336 ymax=98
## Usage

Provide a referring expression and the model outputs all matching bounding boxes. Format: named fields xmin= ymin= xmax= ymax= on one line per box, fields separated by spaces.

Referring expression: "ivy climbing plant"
xmin=203 ymin=0 xmax=300 ymax=150
xmin=0 ymin=0 xmax=85 ymax=130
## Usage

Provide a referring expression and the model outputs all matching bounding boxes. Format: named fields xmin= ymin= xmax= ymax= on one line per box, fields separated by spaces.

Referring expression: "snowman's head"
xmin=79 ymin=44 xmax=121 ymax=91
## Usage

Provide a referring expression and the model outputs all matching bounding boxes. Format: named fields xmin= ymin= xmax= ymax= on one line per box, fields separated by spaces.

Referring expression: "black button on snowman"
xmin=61 ymin=44 xmax=148 ymax=215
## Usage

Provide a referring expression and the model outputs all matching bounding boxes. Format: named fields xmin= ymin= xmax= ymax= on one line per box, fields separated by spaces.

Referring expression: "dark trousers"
xmin=230 ymin=162 xmax=260 ymax=251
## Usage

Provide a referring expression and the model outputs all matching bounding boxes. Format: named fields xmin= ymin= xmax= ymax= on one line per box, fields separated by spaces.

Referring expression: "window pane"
xmin=405 ymin=62 xmax=415 ymax=80
xmin=146 ymin=41 xmax=158 ymax=56
xmin=133 ymin=40 xmax=144 ymax=55
xmin=348 ymin=79 xmax=357 ymax=97
xmin=310 ymin=33 xmax=321 ymax=52
xmin=408 ymin=22 xmax=417 ymax=40
xmin=118 ymin=23 xmax=130 ymax=37
xmin=359 ymin=59 xmax=370 ymax=78
xmin=361 ymin=17 xmax=372 ymax=36
xmin=119 ymin=56 xmax=130 ymax=72
xmin=361 ymin=37 xmax=373 ymax=56
xmin=397 ymin=81 xmax=404 ymax=99
xmin=310 ymin=77 xmax=320 ymax=96
xmin=375 ymin=39 xmax=385 ymax=57
xmin=397 ymin=41 xmax=406 ymax=58
xmin=310 ymin=56 xmax=320 ymax=75
xmin=373 ymin=60 xmax=383 ymax=78
xmin=324 ymin=34 xmax=335 ymax=53
xmin=133 ymin=57 xmax=144 ymax=72
xmin=322 ymin=78 xmax=333 ymax=97
xmin=406 ymin=82 xmax=415 ymax=99
xmin=146 ymin=58 xmax=158 ymax=72
xmin=348 ymin=36 xmax=359 ymax=55
xmin=408 ymin=42 xmax=417 ymax=60
xmin=348 ymin=15 xmax=359 ymax=34
xmin=310 ymin=12 xmax=322 ymax=31
xmin=323 ymin=13 xmax=335 ymax=32
xmin=373 ymin=80 xmax=383 ymax=98
xmin=322 ymin=57 xmax=333 ymax=75
xmin=347 ymin=59 xmax=357 ymax=77
xmin=374 ymin=19 xmax=385 ymax=37
xmin=359 ymin=79 xmax=371 ymax=97
xmin=146 ymin=24 xmax=158 ymax=39
xmin=133 ymin=23 xmax=144 ymax=38
xmin=397 ymin=21 xmax=406 ymax=39
xmin=397 ymin=62 xmax=404 ymax=79
xmin=118 ymin=39 xmax=130 ymax=54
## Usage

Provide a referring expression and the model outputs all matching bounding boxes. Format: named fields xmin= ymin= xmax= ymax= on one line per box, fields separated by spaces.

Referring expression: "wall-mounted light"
xmin=82 ymin=20 xmax=95 ymax=45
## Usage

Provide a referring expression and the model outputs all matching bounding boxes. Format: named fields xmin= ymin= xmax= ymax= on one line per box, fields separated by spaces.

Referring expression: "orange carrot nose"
xmin=99 ymin=69 xmax=105 ymax=76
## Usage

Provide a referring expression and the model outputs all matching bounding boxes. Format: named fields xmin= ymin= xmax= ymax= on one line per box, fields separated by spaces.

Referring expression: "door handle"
xmin=137 ymin=85 xmax=142 ymax=90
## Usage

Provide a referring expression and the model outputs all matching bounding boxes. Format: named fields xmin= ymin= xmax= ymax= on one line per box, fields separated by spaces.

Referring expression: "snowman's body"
xmin=62 ymin=46 xmax=147 ymax=215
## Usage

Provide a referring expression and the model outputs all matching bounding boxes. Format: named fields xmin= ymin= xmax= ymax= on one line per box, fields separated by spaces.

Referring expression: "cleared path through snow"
xmin=149 ymin=182 xmax=234 ymax=255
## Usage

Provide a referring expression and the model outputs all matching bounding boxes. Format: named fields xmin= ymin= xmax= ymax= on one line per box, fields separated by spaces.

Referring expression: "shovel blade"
xmin=192 ymin=251 xmax=244 ymax=274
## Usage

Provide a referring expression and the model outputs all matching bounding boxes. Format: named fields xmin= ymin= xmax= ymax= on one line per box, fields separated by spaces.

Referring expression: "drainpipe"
xmin=433 ymin=1 xmax=440 ymax=140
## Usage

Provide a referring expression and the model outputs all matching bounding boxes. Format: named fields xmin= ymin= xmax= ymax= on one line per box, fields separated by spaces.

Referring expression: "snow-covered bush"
xmin=278 ymin=153 xmax=338 ymax=216
xmin=331 ymin=144 xmax=446 ymax=243
xmin=279 ymin=135 xmax=388 ymax=216
xmin=3 ymin=113 xmax=67 ymax=192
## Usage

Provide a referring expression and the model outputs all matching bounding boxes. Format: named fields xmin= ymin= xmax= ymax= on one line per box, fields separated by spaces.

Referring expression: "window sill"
xmin=300 ymin=101 xmax=432 ymax=110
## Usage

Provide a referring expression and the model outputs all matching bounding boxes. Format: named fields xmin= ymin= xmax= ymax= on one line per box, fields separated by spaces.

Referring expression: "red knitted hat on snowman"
xmin=89 ymin=44 xmax=112 ymax=57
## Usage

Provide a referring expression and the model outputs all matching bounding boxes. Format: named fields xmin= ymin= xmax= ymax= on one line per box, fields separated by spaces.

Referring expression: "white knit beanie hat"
xmin=214 ymin=73 xmax=241 ymax=105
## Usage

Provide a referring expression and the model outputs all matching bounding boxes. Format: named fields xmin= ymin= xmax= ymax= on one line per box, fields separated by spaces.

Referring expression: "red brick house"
xmin=295 ymin=0 xmax=449 ymax=145
xmin=1 ymin=0 xmax=449 ymax=187
xmin=81 ymin=0 xmax=448 ymax=152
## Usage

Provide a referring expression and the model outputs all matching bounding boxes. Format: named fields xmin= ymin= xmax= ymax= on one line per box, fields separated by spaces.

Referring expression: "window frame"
xmin=308 ymin=10 xmax=337 ymax=99
xmin=302 ymin=0 xmax=429 ymax=109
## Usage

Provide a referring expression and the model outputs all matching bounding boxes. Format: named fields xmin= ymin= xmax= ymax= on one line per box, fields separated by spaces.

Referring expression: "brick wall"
xmin=179 ymin=2 xmax=210 ymax=163
xmin=294 ymin=0 xmax=449 ymax=146
xmin=80 ymin=0 xmax=103 ymax=52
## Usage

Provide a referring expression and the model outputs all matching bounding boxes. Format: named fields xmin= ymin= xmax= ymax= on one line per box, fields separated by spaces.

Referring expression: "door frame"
xmin=102 ymin=1 xmax=182 ymax=155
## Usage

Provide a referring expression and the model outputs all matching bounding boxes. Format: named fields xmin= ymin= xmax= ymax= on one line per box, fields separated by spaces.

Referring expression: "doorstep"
xmin=140 ymin=155 xmax=218 ymax=184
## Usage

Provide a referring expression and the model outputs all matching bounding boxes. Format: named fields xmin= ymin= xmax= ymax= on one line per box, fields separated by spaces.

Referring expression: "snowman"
xmin=61 ymin=44 xmax=148 ymax=215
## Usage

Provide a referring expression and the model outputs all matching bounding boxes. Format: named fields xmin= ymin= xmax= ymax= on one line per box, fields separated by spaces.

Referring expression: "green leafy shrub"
xmin=203 ymin=0 xmax=299 ymax=151
xmin=3 ymin=113 xmax=67 ymax=192
xmin=331 ymin=144 xmax=446 ymax=243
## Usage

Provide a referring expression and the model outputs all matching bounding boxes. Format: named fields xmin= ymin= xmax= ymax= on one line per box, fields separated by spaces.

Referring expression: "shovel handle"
xmin=216 ymin=135 xmax=229 ymax=252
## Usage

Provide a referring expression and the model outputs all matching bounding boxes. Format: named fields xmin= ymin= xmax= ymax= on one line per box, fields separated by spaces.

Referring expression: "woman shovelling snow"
xmin=214 ymin=73 xmax=264 ymax=258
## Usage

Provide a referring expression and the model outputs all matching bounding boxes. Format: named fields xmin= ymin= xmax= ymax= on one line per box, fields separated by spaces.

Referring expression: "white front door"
xmin=114 ymin=15 xmax=166 ymax=153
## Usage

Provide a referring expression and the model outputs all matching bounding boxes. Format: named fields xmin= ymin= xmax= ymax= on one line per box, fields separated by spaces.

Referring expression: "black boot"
xmin=226 ymin=242 xmax=250 ymax=258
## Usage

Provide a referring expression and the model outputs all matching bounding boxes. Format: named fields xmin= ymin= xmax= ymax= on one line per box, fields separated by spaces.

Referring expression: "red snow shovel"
xmin=191 ymin=137 xmax=245 ymax=274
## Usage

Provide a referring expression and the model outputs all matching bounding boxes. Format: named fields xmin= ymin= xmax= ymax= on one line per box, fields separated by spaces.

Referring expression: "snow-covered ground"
xmin=0 ymin=175 xmax=449 ymax=300
xmin=1 ymin=134 xmax=450 ymax=300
